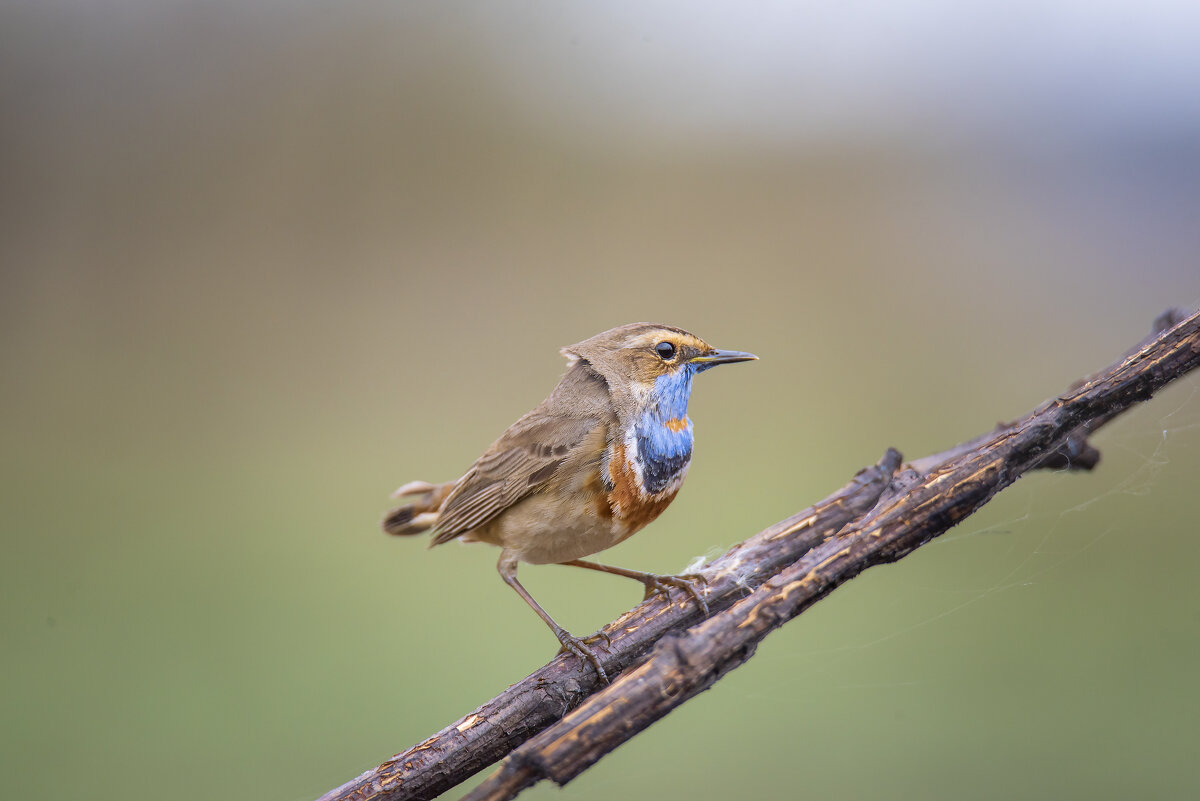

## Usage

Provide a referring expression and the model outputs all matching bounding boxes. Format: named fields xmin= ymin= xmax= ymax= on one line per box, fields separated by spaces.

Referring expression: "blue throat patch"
xmin=634 ymin=366 xmax=696 ymax=494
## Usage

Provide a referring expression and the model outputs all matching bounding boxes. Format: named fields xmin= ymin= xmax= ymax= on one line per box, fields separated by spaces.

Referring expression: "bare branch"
xmin=318 ymin=308 xmax=1199 ymax=801
xmin=320 ymin=450 xmax=901 ymax=801
xmin=461 ymin=307 xmax=1200 ymax=801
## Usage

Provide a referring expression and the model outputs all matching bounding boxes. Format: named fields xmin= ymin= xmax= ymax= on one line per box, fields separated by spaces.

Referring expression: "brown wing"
xmin=429 ymin=361 xmax=614 ymax=546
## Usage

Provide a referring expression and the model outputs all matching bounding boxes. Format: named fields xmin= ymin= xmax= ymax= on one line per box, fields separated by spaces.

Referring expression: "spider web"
xmin=738 ymin=370 xmax=1200 ymax=693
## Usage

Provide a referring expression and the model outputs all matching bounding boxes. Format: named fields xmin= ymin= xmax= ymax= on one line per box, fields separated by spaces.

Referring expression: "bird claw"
xmin=641 ymin=572 xmax=710 ymax=617
xmin=585 ymin=628 xmax=614 ymax=648
xmin=555 ymin=630 xmax=610 ymax=684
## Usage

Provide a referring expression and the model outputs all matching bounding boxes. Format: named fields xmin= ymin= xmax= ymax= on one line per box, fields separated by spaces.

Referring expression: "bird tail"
xmin=382 ymin=480 xmax=455 ymax=536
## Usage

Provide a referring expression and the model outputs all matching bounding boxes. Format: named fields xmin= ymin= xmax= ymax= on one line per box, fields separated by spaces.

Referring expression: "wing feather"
xmin=429 ymin=362 xmax=614 ymax=545
xmin=430 ymin=432 xmax=581 ymax=544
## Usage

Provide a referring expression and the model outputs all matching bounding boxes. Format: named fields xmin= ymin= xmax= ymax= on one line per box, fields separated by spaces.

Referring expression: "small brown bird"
xmin=384 ymin=323 xmax=756 ymax=681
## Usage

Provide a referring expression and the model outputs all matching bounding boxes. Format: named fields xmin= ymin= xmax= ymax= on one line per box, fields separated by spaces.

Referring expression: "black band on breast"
xmin=635 ymin=433 xmax=691 ymax=495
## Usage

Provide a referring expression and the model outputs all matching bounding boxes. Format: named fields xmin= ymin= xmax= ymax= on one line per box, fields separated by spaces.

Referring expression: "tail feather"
xmin=391 ymin=480 xmax=437 ymax=499
xmin=383 ymin=480 xmax=454 ymax=536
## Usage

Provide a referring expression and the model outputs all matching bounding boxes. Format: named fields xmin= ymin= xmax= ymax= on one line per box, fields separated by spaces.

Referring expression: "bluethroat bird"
xmin=383 ymin=323 xmax=756 ymax=682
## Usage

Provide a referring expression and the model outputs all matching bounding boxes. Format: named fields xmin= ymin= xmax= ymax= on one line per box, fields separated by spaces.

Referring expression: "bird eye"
xmin=655 ymin=341 xmax=677 ymax=361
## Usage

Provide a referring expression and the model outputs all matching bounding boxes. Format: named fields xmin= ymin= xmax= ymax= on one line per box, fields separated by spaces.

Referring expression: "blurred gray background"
xmin=3 ymin=3 xmax=1199 ymax=799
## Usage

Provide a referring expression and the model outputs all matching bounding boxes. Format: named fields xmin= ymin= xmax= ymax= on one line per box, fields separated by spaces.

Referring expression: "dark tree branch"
xmin=319 ymin=308 xmax=1199 ymax=801
xmin=320 ymin=452 xmax=901 ymax=801
xmin=461 ymin=307 xmax=1200 ymax=801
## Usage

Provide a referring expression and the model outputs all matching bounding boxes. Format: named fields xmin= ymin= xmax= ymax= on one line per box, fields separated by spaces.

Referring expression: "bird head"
xmin=562 ymin=323 xmax=756 ymax=419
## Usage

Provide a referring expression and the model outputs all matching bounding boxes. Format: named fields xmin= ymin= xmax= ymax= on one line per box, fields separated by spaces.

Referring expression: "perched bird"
xmin=384 ymin=323 xmax=756 ymax=682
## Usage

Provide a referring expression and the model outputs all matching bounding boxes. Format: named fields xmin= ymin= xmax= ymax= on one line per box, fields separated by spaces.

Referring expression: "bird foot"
xmin=555 ymin=629 xmax=610 ymax=684
xmin=640 ymin=573 xmax=710 ymax=617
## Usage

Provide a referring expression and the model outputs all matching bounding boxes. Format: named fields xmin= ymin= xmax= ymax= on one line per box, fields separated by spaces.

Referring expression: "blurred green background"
xmin=3 ymin=3 xmax=1199 ymax=800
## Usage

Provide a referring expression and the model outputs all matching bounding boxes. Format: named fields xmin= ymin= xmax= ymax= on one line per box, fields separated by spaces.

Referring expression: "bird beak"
xmin=690 ymin=348 xmax=758 ymax=367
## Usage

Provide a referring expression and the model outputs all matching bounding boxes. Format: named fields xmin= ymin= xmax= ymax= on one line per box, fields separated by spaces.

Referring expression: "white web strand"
xmin=735 ymin=379 xmax=1199 ymax=698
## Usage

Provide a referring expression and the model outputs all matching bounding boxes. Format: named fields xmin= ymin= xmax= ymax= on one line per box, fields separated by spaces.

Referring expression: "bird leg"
xmin=497 ymin=553 xmax=609 ymax=684
xmin=559 ymin=559 xmax=710 ymax=617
